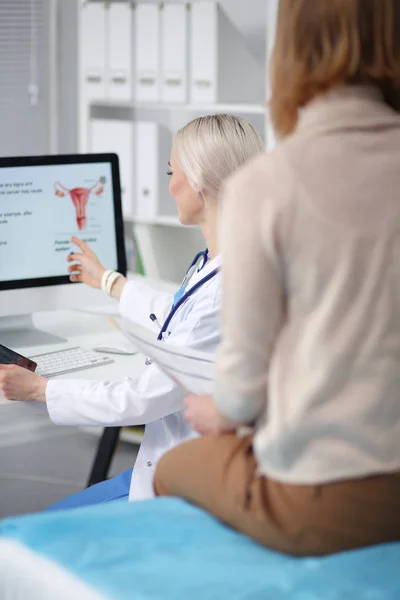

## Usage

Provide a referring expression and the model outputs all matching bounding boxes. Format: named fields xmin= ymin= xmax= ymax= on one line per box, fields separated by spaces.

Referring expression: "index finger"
xmin=71 ymin=236 xmax=91 ymax=253
xmin=67 ymin=252 xmax=84 ymax=263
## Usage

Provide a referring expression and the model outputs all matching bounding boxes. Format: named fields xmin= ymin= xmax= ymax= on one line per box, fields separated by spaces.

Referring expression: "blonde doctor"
xmin=0 ymin=114 xmax=263 ymax=509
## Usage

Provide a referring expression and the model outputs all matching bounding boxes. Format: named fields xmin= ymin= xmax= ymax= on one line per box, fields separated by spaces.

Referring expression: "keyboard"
xmin=31 ymin=347 xmax=115 ymax=378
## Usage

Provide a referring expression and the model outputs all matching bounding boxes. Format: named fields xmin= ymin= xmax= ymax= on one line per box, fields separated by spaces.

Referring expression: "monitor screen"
xmin=0 ymin=153 xmax=126 ymax=291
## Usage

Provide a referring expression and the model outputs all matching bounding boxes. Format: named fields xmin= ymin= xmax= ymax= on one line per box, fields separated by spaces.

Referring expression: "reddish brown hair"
xmin=270 ymin=0 xmax=400 ymax=137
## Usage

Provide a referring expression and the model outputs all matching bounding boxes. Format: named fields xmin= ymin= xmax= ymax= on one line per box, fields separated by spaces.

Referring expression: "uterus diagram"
xmin=54 ymin=179 xmax=104 ymax=230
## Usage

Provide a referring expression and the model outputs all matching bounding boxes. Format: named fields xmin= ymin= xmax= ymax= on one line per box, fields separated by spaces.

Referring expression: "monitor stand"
xmin=0 ymin=315 xmax=67 ymax=349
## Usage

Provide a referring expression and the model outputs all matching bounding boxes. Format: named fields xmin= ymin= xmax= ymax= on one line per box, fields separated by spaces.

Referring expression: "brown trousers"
xmin=153 ymin=433 xmax=400 ymax=556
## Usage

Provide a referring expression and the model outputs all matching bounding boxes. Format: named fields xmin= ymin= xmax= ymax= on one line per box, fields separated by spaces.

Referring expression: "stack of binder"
xmin=80 ymin=1 xmax=264 ymax=106
xmin=81 ymin=0 xmax=266 ymax=230
xmin=80 ymin=0 xmax=133 ymax=103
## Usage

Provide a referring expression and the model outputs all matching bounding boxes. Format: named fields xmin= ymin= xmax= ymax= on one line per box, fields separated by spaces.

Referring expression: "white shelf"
xmin=124 ymin=214 xmax=183 ymax=227
xmin=90 ymin=100 xmax=266 ymax=115
xmin=138 ymin=102 xmax=266 ymax=114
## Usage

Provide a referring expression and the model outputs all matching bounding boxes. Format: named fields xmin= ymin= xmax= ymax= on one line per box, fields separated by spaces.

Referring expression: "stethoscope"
xmin=144 ymin=249 xmax=219 ymax=365
xmin=178 ymin=248 xmax=209 ymax=291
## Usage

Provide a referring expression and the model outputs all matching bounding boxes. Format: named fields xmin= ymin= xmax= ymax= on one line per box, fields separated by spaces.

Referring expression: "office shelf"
xmin=124 ymin=214 xmax=183 ymax=227
xmin=90 ymin=100 xmax=266 ymax=115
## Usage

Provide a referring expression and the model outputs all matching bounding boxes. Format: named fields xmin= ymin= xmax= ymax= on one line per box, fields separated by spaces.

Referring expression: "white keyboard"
xmin=31 ymin=347 xmax=115 ymax=378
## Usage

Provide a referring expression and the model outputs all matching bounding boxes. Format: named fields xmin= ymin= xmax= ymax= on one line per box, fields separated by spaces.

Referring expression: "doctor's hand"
xmin=184 ymin=394 xmax=237 ymax=436
xmin=67 ymin=236 xmax=107 ymax=289
xmin=0 ymin=365 xmax=47 ymax=402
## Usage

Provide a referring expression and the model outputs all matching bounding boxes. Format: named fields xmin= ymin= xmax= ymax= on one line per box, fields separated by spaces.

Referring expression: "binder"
xmin=80 ymin=2 xmax=107 ymax=101
xmin=90 ymin=119 xmax=134 ymax=217
xmin=108 ymin=2 xmax=133 ymax=102
xmin=161 ymin=4 xmax=188 ymax=103
xmin=135 ymin=122 xmax=175 ymax=219
xmin=190 ymin=2 xmax=217 ymax=105
xmin=190 ymin=1 xmax=264 ymax=105
xmin=135 ymin=4 xmax=160 ymax=103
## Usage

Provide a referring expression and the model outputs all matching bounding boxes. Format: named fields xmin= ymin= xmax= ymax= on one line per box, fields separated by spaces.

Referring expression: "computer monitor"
xmin=0 ymin=153 xmax=127 ymax=348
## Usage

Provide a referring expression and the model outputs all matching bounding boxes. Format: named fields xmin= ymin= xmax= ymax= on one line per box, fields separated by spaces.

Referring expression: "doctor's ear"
xmin=194 ymin=188 xmax=204 ymax=200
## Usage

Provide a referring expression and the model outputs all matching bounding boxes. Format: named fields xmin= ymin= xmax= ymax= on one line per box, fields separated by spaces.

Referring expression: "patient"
xmin=154 ymin=0 xmax=400 ymax=556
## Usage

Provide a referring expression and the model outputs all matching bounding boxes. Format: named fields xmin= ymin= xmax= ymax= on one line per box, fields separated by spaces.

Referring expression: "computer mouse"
xmin=93 ymin=344 xmax=137 ymax=356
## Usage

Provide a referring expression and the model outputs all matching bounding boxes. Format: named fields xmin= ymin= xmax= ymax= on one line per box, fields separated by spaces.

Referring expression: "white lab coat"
xmin=46 ymin=256 xmax=221 ymax=501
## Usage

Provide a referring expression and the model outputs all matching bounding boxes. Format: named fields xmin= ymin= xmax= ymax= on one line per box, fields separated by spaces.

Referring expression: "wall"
xmin=57 ymin=0 xmax=80 ymax=154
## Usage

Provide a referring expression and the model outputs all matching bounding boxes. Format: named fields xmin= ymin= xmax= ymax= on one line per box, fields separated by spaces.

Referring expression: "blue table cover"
xmin=1 ymin=498 xmax=399 ymax=600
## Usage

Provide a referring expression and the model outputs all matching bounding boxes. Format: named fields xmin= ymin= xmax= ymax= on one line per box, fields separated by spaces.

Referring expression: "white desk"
xmin=0 ymin=309 xmax=148 ymax=424
xmin=0 ymin=275 xmax=177 ymax=428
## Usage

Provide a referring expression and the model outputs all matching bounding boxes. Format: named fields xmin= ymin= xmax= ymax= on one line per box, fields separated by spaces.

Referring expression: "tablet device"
xmin=0 ymin=343 xmax=37 ymax=372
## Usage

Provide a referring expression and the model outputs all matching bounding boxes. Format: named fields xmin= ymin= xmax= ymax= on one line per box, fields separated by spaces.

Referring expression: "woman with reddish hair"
xmin=154 ymin=0 xmax=400 ymax=556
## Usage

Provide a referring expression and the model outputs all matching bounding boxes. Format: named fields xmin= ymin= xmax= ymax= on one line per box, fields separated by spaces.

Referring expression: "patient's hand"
xmin=0 ymin=365 xmax=47 ymax=402
xmin=184 ymin=394 xmax=236 ymax=436
xmin=67 ymin=236 xmax=106 ymax=289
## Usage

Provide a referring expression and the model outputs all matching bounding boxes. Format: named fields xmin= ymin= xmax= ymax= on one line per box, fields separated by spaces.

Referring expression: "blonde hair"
xmin=172 ymin=114 xmax=264 ymax=199
xmin=270 ymin=0 xmax=400 ymax=138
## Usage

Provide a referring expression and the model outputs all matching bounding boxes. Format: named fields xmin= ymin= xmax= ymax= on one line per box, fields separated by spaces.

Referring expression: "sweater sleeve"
xmin=213 ymin=163 xmax=286 ymax=425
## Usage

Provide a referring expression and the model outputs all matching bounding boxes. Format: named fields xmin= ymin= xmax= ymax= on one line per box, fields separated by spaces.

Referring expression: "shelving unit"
xmin=75 ymin=0 xmax=276 ymax=281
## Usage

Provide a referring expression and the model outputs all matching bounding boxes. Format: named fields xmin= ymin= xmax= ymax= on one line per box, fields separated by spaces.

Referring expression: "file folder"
xmin=108 ymin=2 xmax=133 ymax=102
xmin=135 ymin=4 xmax=160 ymax=103
xmin=190 ymin=1 xmax=264 ymax=105
xmin=90 ymin=119 xmax=134 ymax=217
xmin=190 ymin=1 xmax=217 ymax=104
xmin=135 ymin=122 xmax=175 ymax=219
xmin=161 ymin=4 xmax=188 ymax=103
xmin=80 ymin=1 xmax=107 ymax=101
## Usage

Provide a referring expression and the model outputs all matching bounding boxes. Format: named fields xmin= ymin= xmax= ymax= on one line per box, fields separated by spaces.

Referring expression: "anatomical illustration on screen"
xmin=54 ymin=178 xmax=105 ymax=230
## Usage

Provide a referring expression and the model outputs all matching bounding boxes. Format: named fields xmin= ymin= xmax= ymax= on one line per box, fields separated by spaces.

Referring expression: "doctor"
xmin=0 ymin=114 xmax=263 ymax=509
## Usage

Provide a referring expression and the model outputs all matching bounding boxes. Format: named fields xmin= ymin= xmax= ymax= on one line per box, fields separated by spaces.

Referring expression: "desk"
xmin=0 ymin=275 xmax=178 ymax=486
xmin=0 ymin=309 xmax=146 ymax=422
xmin=0 ymin=274 xmax=177 ymax=431
xmin=0 ymin=307 xmax=153 ymax=481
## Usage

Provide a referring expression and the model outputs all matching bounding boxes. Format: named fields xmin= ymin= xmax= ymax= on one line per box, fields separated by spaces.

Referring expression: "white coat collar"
xmin=186 ymin=254 xmax=221 ymax=291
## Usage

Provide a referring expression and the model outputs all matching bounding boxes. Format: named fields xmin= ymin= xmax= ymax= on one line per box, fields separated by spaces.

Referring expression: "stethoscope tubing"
xmin=179 ymin=249 xmax=209 ymax=289
xmin=157 ymin=266 xmax=219 ymax=341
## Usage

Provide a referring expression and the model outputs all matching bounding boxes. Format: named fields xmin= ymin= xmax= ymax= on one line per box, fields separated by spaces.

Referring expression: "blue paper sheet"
xmin=1 ymin=498 xmax=399 ymax=600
